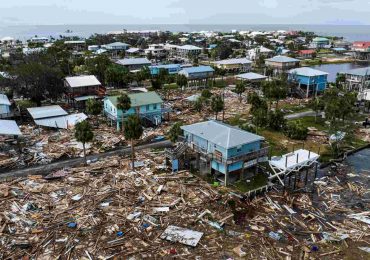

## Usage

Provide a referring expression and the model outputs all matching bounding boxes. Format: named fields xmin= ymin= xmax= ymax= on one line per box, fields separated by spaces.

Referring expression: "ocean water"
xmin=0 ymin=24 xmax=370 ymax=42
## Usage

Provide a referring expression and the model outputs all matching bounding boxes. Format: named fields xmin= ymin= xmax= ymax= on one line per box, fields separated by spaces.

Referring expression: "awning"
xmin=74 ymin=95 xmax=99 ymax=102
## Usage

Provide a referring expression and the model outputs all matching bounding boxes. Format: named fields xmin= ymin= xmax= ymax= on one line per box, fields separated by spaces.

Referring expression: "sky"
xmin=0 ymin=0 xmax=369 ymax=25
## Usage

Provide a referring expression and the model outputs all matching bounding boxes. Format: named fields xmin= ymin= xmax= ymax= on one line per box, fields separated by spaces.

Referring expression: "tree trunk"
xmin=215 ymin=112 xmax=218 ymax=120
xmin=83 ymin=142 xmax=87 ymax=166
xmin=131 ymin=139 xmax=135 ymax=170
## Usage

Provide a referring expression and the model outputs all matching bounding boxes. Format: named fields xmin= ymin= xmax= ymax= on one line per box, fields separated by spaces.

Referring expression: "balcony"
xmin=187 ymin=141 xmax=269 ymax=165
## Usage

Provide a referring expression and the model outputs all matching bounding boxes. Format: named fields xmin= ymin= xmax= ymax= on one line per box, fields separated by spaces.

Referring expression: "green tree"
xmin=117 ymin=94 xmax=131 ymax=132
xmin=267 ymin=110 xmax=286 ymax=131
xmin=105 ymin=64 xmax=129 ymax=87
xmin=308 ymin=98 xmax=324 ymax=122
xmin=168 ymin=122 xmax=183 ymax=143
xmin=335 ymin=73 xmax=346 ymax=89
xmin=85 ymin=54 xmax=111 ymax=83
xmin=124 ymin=115 xmax=144 ymax=169
xmin=234 ymin=81 xmax=246 ymax=102
xmin=194 ymin=97 xmax=204 ymax=113
xmin=211 ymin=95 xmax=224 ymax=120
xmin=11 ymin=51 xmax=65 ymax=106
xmin=285 ymin=121 xmax=308 ymax=140
xmin=176 ymin=74 xmax=188 ymax=90
xmin=201 ymin=89 xmax=212 ymax=99
xmin=74 ymin=121 xmax=94 ymax=165
xmin=86 ymin=99 xmax=101 ymax=117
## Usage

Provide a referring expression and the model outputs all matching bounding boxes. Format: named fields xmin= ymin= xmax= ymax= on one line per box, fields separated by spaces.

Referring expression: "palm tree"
xmin=86 ymin=99 xmax=101 ymax=119
xmin=234 ymin=82 xmax=246 ymax=102
xmin=211 ymin=95 xmax=224 ymax=120
xmin=176 ymin=74 xmax=188 ymax=90
xmin=168 ymin=122 xmax=183 ymax=143
xmin=74 ymin=121 xmax=94 ymax=166
xmin=116 ymin=94 xmax=131 ymax=132
xmin=124 ymin=115 xmax=144 ymax=170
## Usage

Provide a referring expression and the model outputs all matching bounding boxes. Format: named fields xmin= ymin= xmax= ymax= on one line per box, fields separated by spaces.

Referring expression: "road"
xmin=284 ymin=110 xmax=321 ymax=120
xmin=0 ymin=140 xmax=172 ymax=180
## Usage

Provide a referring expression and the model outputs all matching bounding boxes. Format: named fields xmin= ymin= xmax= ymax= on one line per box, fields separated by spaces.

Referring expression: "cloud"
xmin=0 ymin=0 xmax=369 ymax=25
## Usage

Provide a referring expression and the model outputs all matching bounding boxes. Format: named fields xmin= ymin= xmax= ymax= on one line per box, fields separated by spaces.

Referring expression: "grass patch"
xmin=15 ymin=99 xmax=37 ymax=109
xmin=280 ymin=103 xmax=310 ymax=114
xmin=291 ymin=116 xmax=328 ymax=131
xmin=234 ymin=172 xmax=268 ymax=192
xmin=164 ymin=83 xmax=179 ymax=90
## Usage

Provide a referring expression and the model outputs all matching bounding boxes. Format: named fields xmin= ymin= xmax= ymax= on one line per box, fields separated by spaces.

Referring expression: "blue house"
xmin=149 ymin=64 xmax=181 ymax=76
xmin=181 ymin=120 xmax=268 ymax=185
xmin=104 ymin=92 xmax=167 ymax=130
xmin=288 ymin=67 xmax=329 ymax=98
xmin=178 ymin=66 xmax=215 ymax=87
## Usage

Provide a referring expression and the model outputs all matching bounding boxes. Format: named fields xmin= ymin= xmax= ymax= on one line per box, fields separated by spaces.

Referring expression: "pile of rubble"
xmin=0 ymin=151 xmax=369 ymax=259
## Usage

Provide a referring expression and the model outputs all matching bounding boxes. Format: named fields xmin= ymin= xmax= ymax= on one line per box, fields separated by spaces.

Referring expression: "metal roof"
xmin=266 ymin=55 xmax=300 ymax=63
xmin=313 ymin=37 xmax=329 ymax=42
xmin=236 ymin=72 xmax=267 ymax=81
xmin=149 ymin=64 xmax=181 ymax=69
xmin=34 ymin=113 xmax=87 ymax=129
xmin=177 ymin=45 xmax=202 ymax=50
xmin=107 ymin=91 xmax=163 ymax=108
xmin=105 ymin=42 xmax=130 ymax=47
xmin=180 ymin=66 xmax=214 ymax=74
xmin=27 ymin=105 xmax=68 ymax=120
xmin=126 ymin=48 xmax=141 ymax=53
xmin=64 ymin=40 xmax=85 ymax=44
xmin=116 ymin=58 xmax=151 ymax=66
xmin=214 ymin=58 xmax=252 ymax=65
xmin=181 ymin=120 xmax=264 ymax=149
xmin=0 ymin=94 xmax=11 ymax=106
xmin=65 ymin=75 xmax=101 ymax=88
xmin=0 ymin=120 xmax=22 ymax=136
xmin=289 ymin=67 xmax=329 ymax=77
xmin=342 ymin=66 xmax=370 ymax=77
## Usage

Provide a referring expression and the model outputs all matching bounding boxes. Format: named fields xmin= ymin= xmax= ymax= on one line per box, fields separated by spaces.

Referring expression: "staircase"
xmin=165 ymin=142 xmax=188 ymax=160
xmin=292 ymin=86 xmax=306 ymax=98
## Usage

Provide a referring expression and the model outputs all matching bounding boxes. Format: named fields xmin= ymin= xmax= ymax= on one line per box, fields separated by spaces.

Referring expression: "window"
xmin=146 ymin=105 xmax=150 ymax=111
xmin=153 ymin=104 xmax=157 ymax=110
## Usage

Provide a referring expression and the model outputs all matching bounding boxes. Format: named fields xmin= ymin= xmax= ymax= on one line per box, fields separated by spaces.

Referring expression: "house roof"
xmin=266 ymin=55 xmax=300 ymax=63
xmin=298 ymin=50 xmax=315 ymax=55
xmin=0 ymin=120 xmax=22 ymax=136
xmin=0 ymin=94 xmax=11 ymax=106
xmin=181 ymin=120 xmax=264 ymax=149
xmin=34 ymin=113 xmax=87 ymax=129
xmin=27 ymin=105 xmax=68 ymax=120
xmin=353 ymin=41 xmax=370 ymax=48
xmin=313 ymin=37 xmax=329 ymax=42
xmin=289 ymin=67 xmax=329 ymax=77
xmin=342 ymin=66 xmax=370 ymax=77
xmin=259 ymin=46 xmax=274 ymax=53
xmin=65 ymin=75 xmax=101 ymax=88
xmin=126 ymin=48 xmax=141 ymax=53
xmin=236 ymin=72 xmax=267 ymax=81
xmin=177 ymin=45 xmax=202 ymax=50
xmin=116 ymin=58 xmax=151 ymax=66
xmin=180 ymin=66 xmax=214 ymax=74
xmin=214 ymin=58 xmax=252 ymax=65
xmin=149 ymin=64 xmax=181 ymax=70
xmin=107 ymin=92 xmax=163 ymax=108
xmin=105 ymin=42 xmax=130 ymax=48
xmin=64 ymin=40 xmax=85 ymax=44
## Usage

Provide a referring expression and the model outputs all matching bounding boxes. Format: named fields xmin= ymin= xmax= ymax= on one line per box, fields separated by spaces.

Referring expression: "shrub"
xmin=285 ymin=121 xmax=308 ymax=140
